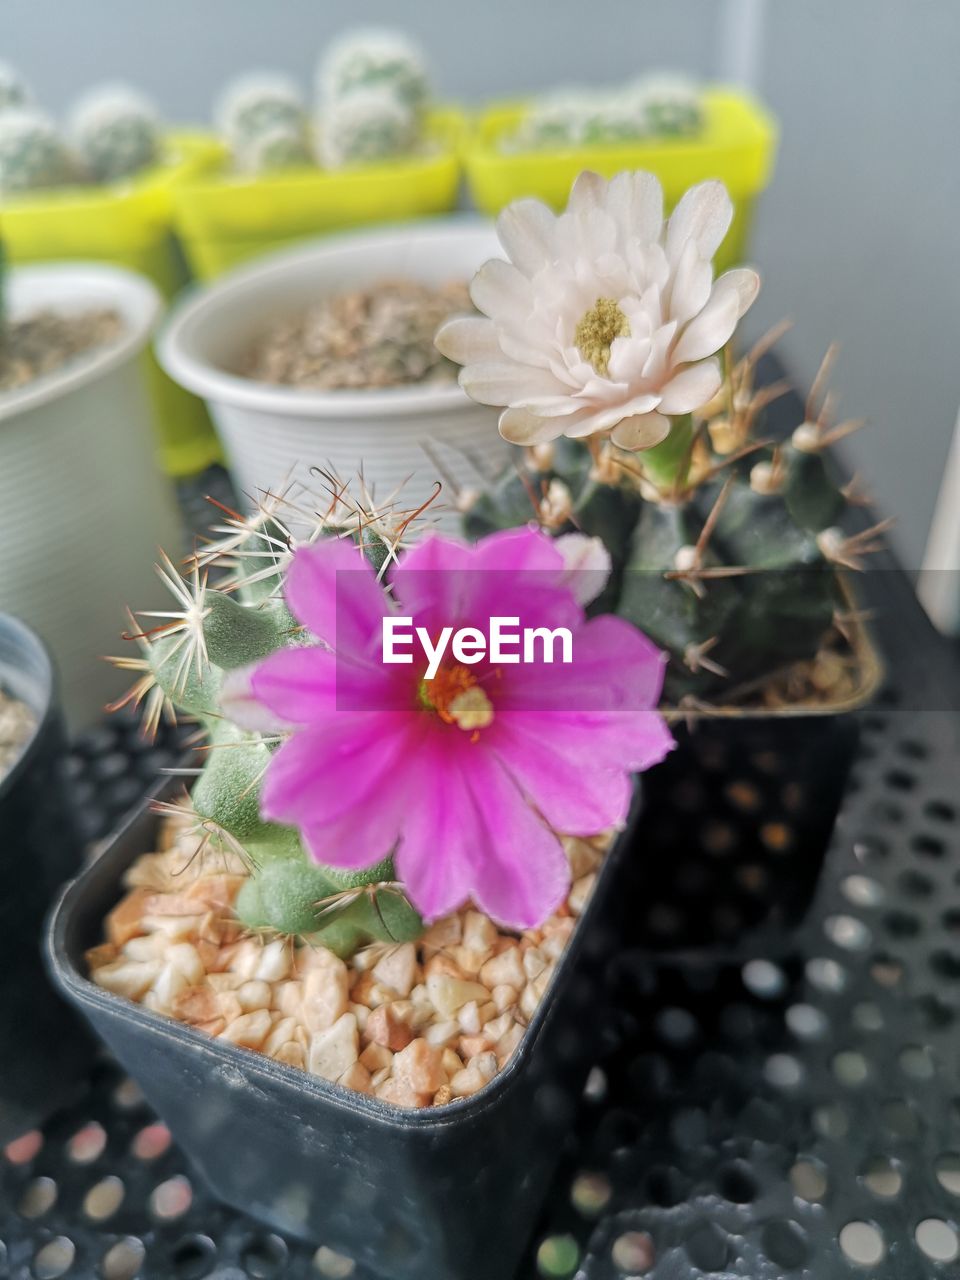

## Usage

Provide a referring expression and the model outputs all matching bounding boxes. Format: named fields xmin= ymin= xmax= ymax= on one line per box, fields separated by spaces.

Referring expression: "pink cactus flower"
xmin=246 ymin=527 xmax=673 ymax=929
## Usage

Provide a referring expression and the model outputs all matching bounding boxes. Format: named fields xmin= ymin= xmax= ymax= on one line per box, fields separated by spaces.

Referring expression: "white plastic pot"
xmin=0 ymin=263 xmax=181 ymax=728
xmin=158 ymin=218 xmax=513 ymax=529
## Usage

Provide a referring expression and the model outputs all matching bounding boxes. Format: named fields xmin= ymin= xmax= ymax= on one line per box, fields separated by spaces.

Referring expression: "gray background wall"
xmin=5 ymin=0 xmax=958 ymax=569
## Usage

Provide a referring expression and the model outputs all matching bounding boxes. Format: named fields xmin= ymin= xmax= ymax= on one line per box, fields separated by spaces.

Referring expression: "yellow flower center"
xmin=419 ymin=665 xmax=494 ymax=732
xmin=574 ymin=297 xmax=630 ymax=377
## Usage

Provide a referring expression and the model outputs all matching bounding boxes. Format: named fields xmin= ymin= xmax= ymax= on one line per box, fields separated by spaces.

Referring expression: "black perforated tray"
xmin=3 ymin=374 xmax=960 ymax=1277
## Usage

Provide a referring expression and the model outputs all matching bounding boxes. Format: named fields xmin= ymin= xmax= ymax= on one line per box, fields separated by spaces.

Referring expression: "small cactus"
xmin=462 ymin=338 xmax=880 ymax=706
xmin=508 ymin=73 xmax=704 ymax=152
xmin=110 ymin=477 xmax=431 ymax=956
xmin=318 ymin=86 xmax=418 ymax=169
xmin=215 ymin=71 xmax=308 ymax=154
xmin=0 ymin=107 xmax=72 ymax=194
xmin=0 ymin=60 xmax=31 ymax=111
xmin=627 ymin=73 xmax=704 ymax=136
xmin=68 ymin=82 xmax=161 ymax=182
xmin=234 ymin=122 xmax=312 ymax=175
xmin=316 ymin=27 xmax=429 ymax=113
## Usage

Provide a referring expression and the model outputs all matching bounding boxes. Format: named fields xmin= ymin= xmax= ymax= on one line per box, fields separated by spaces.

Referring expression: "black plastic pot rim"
xmin=46 ymin=783 xmax=638 ymax=1131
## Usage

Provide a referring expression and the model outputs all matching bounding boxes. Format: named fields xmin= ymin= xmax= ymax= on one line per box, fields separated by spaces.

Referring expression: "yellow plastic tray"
xmin=464 ymin=90 xmax=778 ymax=272
xmin=172 ymin=109 xmax=465 ymax=280
xmin=0 ymin=132 xmax=223 ymax=476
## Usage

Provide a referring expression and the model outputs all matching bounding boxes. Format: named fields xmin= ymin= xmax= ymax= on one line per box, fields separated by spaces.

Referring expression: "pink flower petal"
xmin=463 ymin=751 xmax=571 ymax=928
xmin=260 ymin=714 xmax=418 ymax=837
xmin=489 ymin=717 xmax=634 ymax=834
xmin=284 ymin=538 xmax=388 ymax=656
xmin=391 ymin=736 xmax=481 ymax=921
xmin=498 ymin=406 xmax=561 ymax=445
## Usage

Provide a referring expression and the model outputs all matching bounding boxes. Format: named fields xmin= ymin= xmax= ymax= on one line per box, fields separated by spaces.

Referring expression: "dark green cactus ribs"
xmin=462 ymin=339 xmax=881 ymax=704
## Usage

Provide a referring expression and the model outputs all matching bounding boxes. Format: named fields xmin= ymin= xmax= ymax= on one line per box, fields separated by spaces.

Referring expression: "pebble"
xmin=365 ymin=1004 xmax=414 ymax=1052
xmin=219 ymin=1008 xmax=272 ymax=1049
xmin=308 ymin=1013 xmax=359 ymax=1082
xmin=426 ymin=974 xmax=490 ymax=1018
xmin=302 ymin=956 xmax=349 ymax=1032
xmin=372 ymin=943 xmax=417 ymax=998
xmin=87 ymin=813 xmax=615 ymax=1109
xmin=393 ymin=1039 xmax=447 ymax=1095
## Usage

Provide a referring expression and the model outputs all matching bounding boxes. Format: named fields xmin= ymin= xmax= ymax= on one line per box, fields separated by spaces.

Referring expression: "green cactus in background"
xmin=110 ymin=480 xmax=426 ymax=956
xmin=0 ymin=60 xmax=31 ymax=111
xmin=234 ymin=122 xmax=312 ymax=175
xmin=463 ymin=338 xmax=881 ymax=705
xmin=628 ymin=73 xmax=704 ymax=136
xmin=215 ymin=71 xmax=308 ymax=157
xmin=508 ymin=72 xmax=705 ymax=152
xmin=0 ymin=107 xmax=73 ymax=194
xmin=316 ymin=27 xmax=430 ymax=113
xmin=68 ymin=82 xmax=161 ymax=183
xmin=317 ymin=86 xmax=418 ymax=168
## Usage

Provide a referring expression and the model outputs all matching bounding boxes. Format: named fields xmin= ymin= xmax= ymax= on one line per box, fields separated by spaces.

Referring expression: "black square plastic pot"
xmin=623 ymin=705 xmax=868 ymax=960
xmin=0 ymin=613 xmax=91 ymax=1141
xmin=47 ymin=785 xmax=639 ymax=1280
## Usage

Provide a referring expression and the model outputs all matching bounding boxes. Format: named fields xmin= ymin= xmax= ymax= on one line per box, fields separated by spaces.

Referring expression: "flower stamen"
xmin=574 ymin=297 xmax=630 ymax=377
xmin=419 ymin=665 xmax=495 ymax=731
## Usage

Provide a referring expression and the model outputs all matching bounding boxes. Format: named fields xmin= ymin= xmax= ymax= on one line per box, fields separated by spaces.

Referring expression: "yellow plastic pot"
xmin=171 ymin=109 xmax=465 ymax=281
xmin=0 ymin=132 xmax=223 ymax=476
xmin=464 ymin=89 xmax=778 ymax=272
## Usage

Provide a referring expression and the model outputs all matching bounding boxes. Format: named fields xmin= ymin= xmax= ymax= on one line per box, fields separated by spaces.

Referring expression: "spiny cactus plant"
xmin=0 ymin=107 xmax=72 ymax=194
xmin=0 ymin=60 xmax=31 ymax=111
xmin=68 ymin=82 xmax=160 ymax=183
xmin=317 ymin=86 xmax=418 ymax=168
xmin=508 ymin=73 xmax=705 ymax=151
xmin=628 ymin=73 xmax=704 ymax=136
xmin=234 ymin=122 xmax=312 ymax=175
xmin=461 ymin=336 xmax=883 ymax=706
xmin=215 ymin=72 xmax=308 ymax=156
xmin=316 ymin=27 xmax=429 ymax=113
xmin=110 ymin=477 xmax=434 ymax=956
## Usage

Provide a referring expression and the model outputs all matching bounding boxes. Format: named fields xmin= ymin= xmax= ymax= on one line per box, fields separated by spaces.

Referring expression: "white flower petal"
xmin=587 ymin=393 xmax=662 ymax=432
xmin=460 ymin=360 xmax=568 ymax=408
xmin=470 ymin=257 xmax=533 ymax=323
xmin=554 ymin=533 xmax=613 ymax=604
xmin=611 ymin=412 xmax=671 ymax=451
xmin=668 ymin=238 xmax=713 ymax=326
xmin=567 ymin=169 xmax=608 ymax=216
xmin=607 ymin=333 xmax=653 ymax=382
xmin=434 ymin=316 xmax=502 ymax=364
xmin=665 ymin=180 xmax=733 ymax=264
xmin=606 ymin=170 xmax=664 ymax=247
xmin=657 ymin=358 xmax=723 ymax=415
xmin=496 ymin=198 xmax=557 ymax=275
xmin=672 ymin=288 xmax=740 ymax=365
xmin=714 ymin=266 xmax=761 ymax=317
xmin=498 ymin=406 xmax=561 ymax=445
xmin=641 ymin=321 xmax=678 ymax=382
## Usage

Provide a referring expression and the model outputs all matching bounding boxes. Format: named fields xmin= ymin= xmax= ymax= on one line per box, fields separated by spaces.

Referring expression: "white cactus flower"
xmin=436 ymin=170 xmax=759 ymax=451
